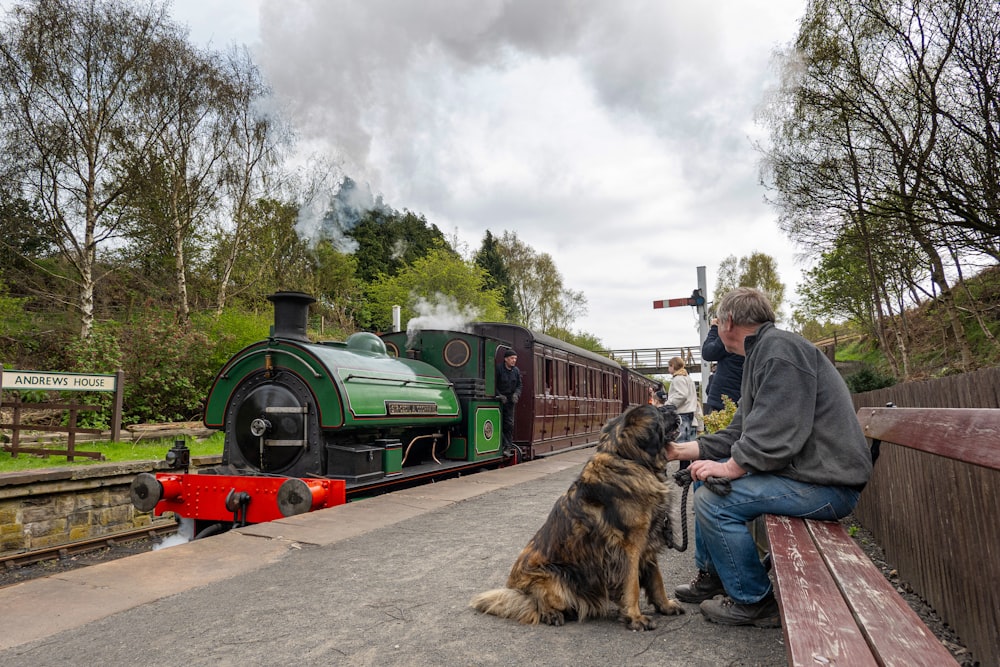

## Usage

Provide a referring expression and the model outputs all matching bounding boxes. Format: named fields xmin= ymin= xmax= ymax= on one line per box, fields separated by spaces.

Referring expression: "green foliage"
xmin=0 ymin=194 xmax=53 ymax=279
xmin=62 ymin=323 xmax=124 ymax=428
xmin=0 ymin=279 xmax=30 ymax=332
xmin=118 ymin=313 xmax=217 ymax=423
xmin=790 ymin=314 xmax=853 ymax=342
xmin=797 ymin=248 xmax=870 ymax=326
xmin=348 ymin=208 xmax=449 ymax=283
xmin=9 ymin=389 xmax=49 ymax=403
xmin=190 ymin=307 xmax=271 ymax=370
xmin=543 ymin=327 xmax=605 ymax=353
xmin=310 ymin=239 xmax=362 ymax=332
xmin=836 ymin=338 xmax=883 ymax=365
xmin=497 ymin=230 xmax=587 ymax=332
xmin=713 ymin=253 xmax=785 ymax=318
xmin=845 ymin=364 xmax=896 ymax=393
xmin=66 ymin=322 xmax=125 ymax=372
xmin=360 ymin=245 xmax=506 ymax=330
xmin=62 ymin=312 xmax=220 ymax=425
xmin=211 ymin=198 xmax=317 ymax=307
xmin=474 ymin=230 xmax=519 ymax=321
xmin=702 ymin=395 xmax=738 ymax=434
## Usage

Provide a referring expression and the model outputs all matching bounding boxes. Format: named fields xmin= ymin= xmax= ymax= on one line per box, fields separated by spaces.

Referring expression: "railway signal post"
xmin=653 ymin=266 xmax=711 ymax=400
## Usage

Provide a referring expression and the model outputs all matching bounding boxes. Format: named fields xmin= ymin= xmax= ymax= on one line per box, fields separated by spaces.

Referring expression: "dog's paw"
xmin=655 ymin=599 xmax=684 ymax=616
xmin=540 ymin=610 xmax=565 ymax=626
xmin=623 ymin=614 xmax=657 ymax=631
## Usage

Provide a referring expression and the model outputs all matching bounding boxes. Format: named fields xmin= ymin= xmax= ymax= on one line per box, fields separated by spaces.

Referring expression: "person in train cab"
xmin=668 ymin=287 xmax=873 ymax=628
xmin=496 ymin=348 xmax=522 ymax=455
xmin=702 ymin=315 xmax=744 ymax=415
xmin=665 ymin=356 xmax=698 ymax=470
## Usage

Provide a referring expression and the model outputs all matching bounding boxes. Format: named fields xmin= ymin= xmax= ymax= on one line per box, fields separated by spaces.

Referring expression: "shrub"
xmin=703 ymin=395 xmax=738 ymax=434
xmin=64 ymin=322 xmax=124 ymax=428
xmin=845 ymin=364 xmax=896 ymax=393
xmin=190 ymin=308 xmax=271 ymax=369
xmin=118 ymin=312 xmax=216 ymax=423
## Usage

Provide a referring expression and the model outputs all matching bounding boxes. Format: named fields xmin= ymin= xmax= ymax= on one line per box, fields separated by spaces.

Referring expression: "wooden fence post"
xmin=111 ymin=369 xmax=124 ymax=442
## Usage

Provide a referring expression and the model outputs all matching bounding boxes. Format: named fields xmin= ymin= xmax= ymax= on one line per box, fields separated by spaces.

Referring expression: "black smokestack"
xmin=268 ymin=292 xmax=316 ymax=342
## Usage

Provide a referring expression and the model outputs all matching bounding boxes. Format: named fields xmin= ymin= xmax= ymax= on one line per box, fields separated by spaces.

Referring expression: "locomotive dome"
xmin=346 ymin=331 xmax=388 ymax=355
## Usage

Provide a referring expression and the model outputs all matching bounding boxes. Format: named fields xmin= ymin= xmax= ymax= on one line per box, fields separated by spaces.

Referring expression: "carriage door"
xmin=535 ymin=353 xmax=554 ymax=442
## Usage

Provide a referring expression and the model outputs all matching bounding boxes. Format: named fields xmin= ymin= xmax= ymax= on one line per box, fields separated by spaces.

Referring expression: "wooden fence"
xmin=0 ymin=368 xmax=124 ymax=461
xmin=852 ymin=369 xmax=1000 ymax=666
xmin=0 ymin=397 xmax=104 ymax=461
xmin=851 ymin=365 xmax=1000 ymax=410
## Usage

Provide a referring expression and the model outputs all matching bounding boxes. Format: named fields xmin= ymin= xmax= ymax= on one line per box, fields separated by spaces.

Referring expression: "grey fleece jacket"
xmin=698 ymin=322 xmax=873 ymax=489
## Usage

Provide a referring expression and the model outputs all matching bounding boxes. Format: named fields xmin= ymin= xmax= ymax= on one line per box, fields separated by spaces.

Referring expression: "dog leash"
xmin=673 ymin=468 xmax=732 ymax=496
xmin=664 ymin=468 xmax=733 ymax=553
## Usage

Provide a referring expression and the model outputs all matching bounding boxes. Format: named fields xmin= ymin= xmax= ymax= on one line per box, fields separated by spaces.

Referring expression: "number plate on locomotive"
xmin=385 ymin=401 xmax=439 ymax=415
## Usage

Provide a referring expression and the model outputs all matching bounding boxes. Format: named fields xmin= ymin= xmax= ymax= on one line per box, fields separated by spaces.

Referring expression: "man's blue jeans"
xmin=692 ymin=473 xmax=861 ymax=604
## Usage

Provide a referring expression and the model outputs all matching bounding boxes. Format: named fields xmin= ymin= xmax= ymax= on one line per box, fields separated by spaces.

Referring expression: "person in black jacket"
xmin=496 ymin=349 xmax=522 ymax=455
xmin=702 ymin=317 xmax=744 ymax=414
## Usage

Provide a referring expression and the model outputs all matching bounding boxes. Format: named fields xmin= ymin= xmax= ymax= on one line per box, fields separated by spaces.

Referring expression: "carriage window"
xmin=544 ymin=358 xmax=554 ymax=396
xmin=568 ymin=364 xmax=578 ymax=396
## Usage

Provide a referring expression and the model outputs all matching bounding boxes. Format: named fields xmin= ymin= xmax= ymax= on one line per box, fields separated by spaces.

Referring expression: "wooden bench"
xmin=762 ymin=406 xmax=1000 ymax=666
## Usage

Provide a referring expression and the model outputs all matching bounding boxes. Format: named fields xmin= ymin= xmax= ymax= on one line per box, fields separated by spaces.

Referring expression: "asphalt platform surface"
xmin=0 ymin=448 xmax=785 ymax=666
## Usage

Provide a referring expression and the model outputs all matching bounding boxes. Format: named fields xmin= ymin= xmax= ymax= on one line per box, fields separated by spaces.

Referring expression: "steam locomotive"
xmin=131 ymin=291 xmax=656 ymax=536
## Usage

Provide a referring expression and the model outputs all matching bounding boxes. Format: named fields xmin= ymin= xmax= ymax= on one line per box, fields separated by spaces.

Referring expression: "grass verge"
xmin=0 ymin=433 xmax=224 ymax=472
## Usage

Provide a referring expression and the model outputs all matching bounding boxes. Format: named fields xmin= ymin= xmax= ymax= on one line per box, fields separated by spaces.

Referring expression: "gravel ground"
xmin=0 ymin=517 xmax=980 ymax=665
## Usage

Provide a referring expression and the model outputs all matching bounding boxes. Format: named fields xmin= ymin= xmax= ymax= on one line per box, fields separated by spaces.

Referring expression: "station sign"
xmin=1 ymin=369 xmax=118 ymax=393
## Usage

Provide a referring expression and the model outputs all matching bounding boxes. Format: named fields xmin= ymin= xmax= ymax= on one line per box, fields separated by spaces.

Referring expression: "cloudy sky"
xmin=21 ymin=0 xmax=814 ymax=351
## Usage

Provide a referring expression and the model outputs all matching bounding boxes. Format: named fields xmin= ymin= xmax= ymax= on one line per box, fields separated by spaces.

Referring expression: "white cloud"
xmin=57 ymin=0 xmax=812 ymax=350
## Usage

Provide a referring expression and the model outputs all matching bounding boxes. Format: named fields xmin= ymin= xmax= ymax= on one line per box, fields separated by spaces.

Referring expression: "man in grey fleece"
xmin=668 ymin=287 xmax=873 ymax=627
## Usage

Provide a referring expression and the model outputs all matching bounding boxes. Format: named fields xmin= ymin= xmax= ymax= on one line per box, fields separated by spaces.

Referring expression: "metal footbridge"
xmin=600 ymin=347 xmax=703 ymax=376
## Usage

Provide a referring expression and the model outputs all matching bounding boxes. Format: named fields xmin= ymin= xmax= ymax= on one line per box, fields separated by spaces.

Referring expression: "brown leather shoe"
xmin=700 ymin=593 xmax=781 ymax=628
xmin=674 ymin=570 xmax=725 ymax=603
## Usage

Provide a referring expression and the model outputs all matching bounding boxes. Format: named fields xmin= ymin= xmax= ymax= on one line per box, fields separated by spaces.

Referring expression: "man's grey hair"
xmin=716 ymin=288 xmax=776 ymax=327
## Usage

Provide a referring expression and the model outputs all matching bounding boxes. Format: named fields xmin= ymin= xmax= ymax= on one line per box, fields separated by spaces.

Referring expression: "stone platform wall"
xmin=0 ymin=458 xmax=217 ymax=555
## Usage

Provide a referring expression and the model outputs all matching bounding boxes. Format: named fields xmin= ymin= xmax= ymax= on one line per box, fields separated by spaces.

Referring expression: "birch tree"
xmin=0 ymin=0 xmax=180 ymax=338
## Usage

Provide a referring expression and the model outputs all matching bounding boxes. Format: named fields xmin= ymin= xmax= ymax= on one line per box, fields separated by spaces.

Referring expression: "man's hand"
xmin=511 ymin=394 xmax=520 ymax=403
xmin=498 ymin=395 xmax=507 ymax=404
xmin=689 ymin=458 xmax=745 ymax=481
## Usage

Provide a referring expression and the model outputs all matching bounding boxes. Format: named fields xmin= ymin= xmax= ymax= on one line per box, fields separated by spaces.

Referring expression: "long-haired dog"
xmin=470 ymin=403 xmax=683 ymax=631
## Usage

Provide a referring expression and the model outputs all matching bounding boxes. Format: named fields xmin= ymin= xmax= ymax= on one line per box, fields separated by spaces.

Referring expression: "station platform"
xmin=0 ymin=449 xmax=785 ymax=666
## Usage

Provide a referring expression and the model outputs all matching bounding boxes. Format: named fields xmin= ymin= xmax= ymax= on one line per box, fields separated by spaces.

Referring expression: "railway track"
xmin=0 ymin=522 xmax=178 ymax=574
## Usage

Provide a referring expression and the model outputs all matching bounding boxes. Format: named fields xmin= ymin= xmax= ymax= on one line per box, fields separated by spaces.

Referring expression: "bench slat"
xmin=807 ymin=520 xmax=959 ymax=667
xmin=764 ymin=514 xmax=878 ymax=666
xmin=858 ymin=407 xmax=1000 ymax=470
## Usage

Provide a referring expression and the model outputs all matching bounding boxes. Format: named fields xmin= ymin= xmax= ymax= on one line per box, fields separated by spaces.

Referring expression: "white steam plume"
xmin=406 ymin=294 xmax=479 ymax=347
